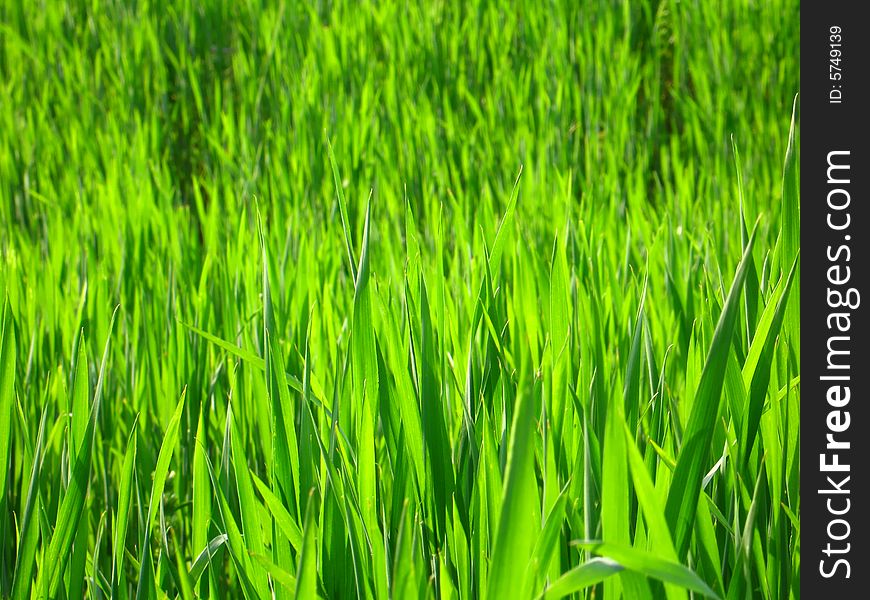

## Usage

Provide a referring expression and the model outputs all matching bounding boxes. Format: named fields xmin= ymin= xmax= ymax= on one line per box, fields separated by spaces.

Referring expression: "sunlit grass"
xmin=0 ymin=1 xmax=799 ymax=598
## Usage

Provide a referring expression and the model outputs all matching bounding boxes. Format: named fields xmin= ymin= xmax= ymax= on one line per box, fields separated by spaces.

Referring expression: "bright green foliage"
xmin=0 ymin=0 xmax=798 ymax=598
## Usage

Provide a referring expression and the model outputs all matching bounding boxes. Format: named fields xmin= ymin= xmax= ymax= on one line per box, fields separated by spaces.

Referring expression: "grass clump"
xmin=1 ymin=0 xmax=799 ymax=598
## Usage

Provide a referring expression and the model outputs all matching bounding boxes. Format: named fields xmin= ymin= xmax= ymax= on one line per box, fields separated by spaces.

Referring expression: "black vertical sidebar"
xmin=802 ymin=3 xmax=869 ymax=597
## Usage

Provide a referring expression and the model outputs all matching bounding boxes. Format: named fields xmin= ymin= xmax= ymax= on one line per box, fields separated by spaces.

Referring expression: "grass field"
xmin=0 ymin=1 xmax=800 ymax=598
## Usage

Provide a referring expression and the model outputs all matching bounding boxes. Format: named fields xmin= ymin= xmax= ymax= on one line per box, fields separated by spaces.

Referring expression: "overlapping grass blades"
xmin=0 ymin=1 xmax=798 ymax=598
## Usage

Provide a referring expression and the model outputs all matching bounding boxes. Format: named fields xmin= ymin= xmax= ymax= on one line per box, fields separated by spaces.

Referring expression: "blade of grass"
xmin=136 ymin=389 xmax=186 ymax=600
xmin=576 ymin=541 xmax=720 ymax=599
xmin=295 ymin=491 xmax=319 ymax=600
xmin=739 ymin=252 xmax=799 ymax=465
xmin=251 ymin=472 xmax=303 ymax=552
xmin=0 ymin=300 xmax=16 ymax=553
xmin=187 ymin=534 xmax=228 ymax=586
xmin=112 ymin=416 xmax=139 ymax=596
xmin=485 ymin=382 xmax=538 ymax=600
xmin=326 ymin=135 xmax=358 ymax=283
xmin=40 ymin=307 xmax=117 ymax=598
xmin=665 ymin=224 xmax=758 ymax=559
xmin=541 ymin=557 xmax=624 ymax=600
xmin=10 ymin=403 xmax=49 ymax=600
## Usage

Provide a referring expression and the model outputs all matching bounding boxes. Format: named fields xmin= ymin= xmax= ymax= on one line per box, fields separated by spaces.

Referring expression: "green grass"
xmin=0 ymin=0 xmax=799 ymax=598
